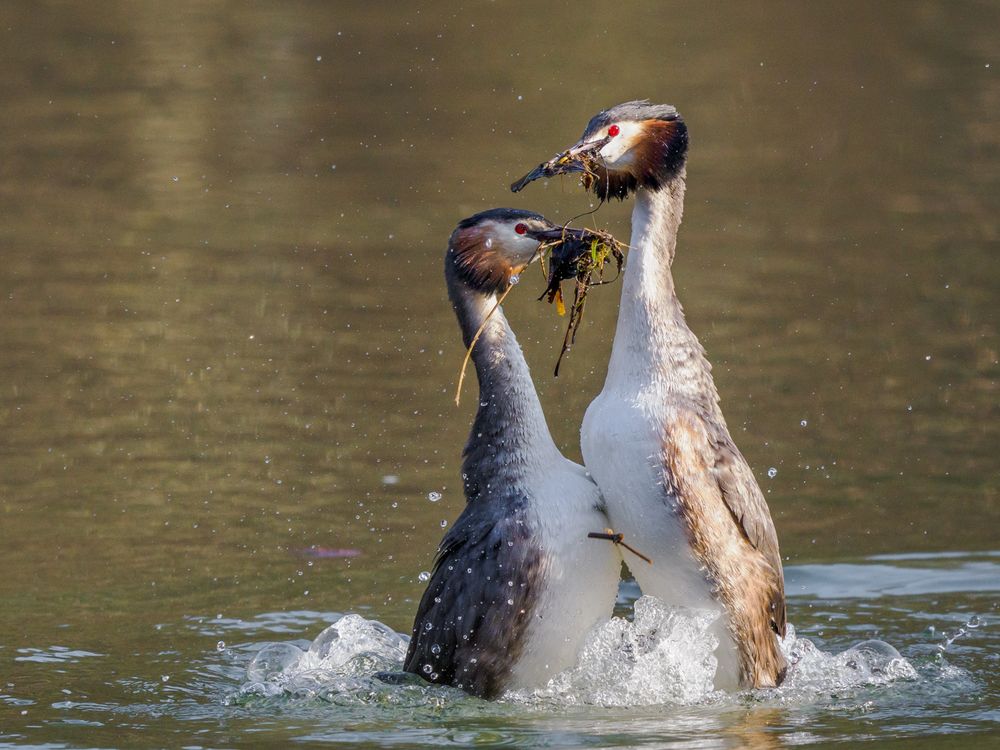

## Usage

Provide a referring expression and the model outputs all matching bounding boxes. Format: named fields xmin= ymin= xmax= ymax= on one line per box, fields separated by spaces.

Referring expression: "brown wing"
xmin=705 ymin=422 xmax=786 ymax=636
xmin=663 ymin=410 xmax=788 ymax=686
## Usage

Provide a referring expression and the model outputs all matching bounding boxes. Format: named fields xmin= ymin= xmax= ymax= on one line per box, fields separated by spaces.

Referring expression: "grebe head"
xmin=447 ymin=208 xmax=580 ymax=295
xmin=511 ymin=100 xmax=688 ymax=201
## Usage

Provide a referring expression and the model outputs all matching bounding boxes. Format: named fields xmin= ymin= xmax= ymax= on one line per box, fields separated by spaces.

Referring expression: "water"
xmin=1 ymin=1 xmax=997 ymax=747
xmin=4 ymin=556 xmax=994 ymax=747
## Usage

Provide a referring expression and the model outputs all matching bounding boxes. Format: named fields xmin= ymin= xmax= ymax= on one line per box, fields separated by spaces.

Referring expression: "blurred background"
xmin=0 ymin=1 xmax=996 ymax=746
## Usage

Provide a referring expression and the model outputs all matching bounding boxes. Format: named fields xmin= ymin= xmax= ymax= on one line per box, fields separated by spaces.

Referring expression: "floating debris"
xmin=296 ymin=547 xmax=362 ymax=559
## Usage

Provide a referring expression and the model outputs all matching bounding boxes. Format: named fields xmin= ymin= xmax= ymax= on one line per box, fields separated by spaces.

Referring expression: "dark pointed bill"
xmin=510 ymin=137 xmax=611 ymax=193
xmin=522 ymin=225 xmax=589 ymax=242
xmin=510 ymin=164 xmax=549 ymax=193
xmin=510 ymin=157 xmax=585 ymax=193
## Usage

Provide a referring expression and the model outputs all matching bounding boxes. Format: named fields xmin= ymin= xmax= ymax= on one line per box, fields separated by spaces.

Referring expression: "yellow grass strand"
xmin=453 ymin=283 xmax=516 ymax=407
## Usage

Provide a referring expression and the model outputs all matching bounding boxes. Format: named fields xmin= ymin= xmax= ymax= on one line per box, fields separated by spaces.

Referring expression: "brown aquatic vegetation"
xmin=537 ymin=227 xmax=625 ymax=376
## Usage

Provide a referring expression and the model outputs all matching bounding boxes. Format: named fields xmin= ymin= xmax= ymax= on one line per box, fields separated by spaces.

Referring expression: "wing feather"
xmin=403 ymin=499 xmax=544 ymax=698
xmin=665 ymin=410 xmax=787 ymax=640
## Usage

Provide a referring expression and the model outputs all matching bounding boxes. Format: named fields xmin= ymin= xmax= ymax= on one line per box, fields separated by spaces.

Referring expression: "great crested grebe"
xmin=404 ymin=208 xmax=622 ymax=699
xmin=513 ymin=102 xmax=787 ymax=688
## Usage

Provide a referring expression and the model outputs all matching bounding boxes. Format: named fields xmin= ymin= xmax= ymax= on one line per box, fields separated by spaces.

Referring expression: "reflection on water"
xmin=0 ymin=0 xmax=997 ymax=747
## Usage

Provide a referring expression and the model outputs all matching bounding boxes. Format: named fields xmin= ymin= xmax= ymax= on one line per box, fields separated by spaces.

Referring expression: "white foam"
xmin=238 ymin=602 xmax=922 ymax=707
xmin=510 ymin=596 xmax=722 ymax=706
xmin=243 ymin=614 xmax=410 ymax=699
xmin=775 ymin=625 xmax=918 ymax=700
xmin=513 ymin=597 xmax=920 ymax=706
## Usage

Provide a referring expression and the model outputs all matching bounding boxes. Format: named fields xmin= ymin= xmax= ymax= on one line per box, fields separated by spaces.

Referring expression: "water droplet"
xmin=800 ymin=420 xmax=808 ymax=427
xmin=161 ymin=675 xmax=170 ymax=682
xmin=767 ymin=467 xmax=778 ymax=479
xmin=440 ymin=519 xmax=447 ymax=528
xmin=484 ymin=237 xmax=493 ymax=249
xmin=427 ymin=491 xmax=442 ymax=503
xmin=509 ymin=274 xmax=520 ymax=285
xmin=507 ymin=599 xmax=514 ymax=605
xmin=424 ymin=622 xmax=433 ymax=631
xmin=422 ymin=663 xmax=432 ymax=674
xmin=968 ymin=615 xmax=983 ymax=629
xmin=430 ymin=644 xmax=441 ymax=655
xmin=418 ymin=571 xmax=431 ymax=582
xmin=216 ymin=641 xmax=226 ymax=652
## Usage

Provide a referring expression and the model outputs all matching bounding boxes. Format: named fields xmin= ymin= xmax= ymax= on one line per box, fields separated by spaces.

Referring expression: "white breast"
xmin=507 ymin=460 xmax=622 ymax=690
xmin=581 ymin=389 xmax=740 ymax=689
xmin=581 ymin=390 xmax=715 ymax=606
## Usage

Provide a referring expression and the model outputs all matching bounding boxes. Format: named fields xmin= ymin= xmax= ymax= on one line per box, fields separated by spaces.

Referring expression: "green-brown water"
xmin=1 ymin=1 xmax=997 ymax=747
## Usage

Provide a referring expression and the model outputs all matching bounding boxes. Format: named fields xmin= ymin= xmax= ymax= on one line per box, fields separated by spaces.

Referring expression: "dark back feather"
xmin=403 ymin=493 xmax=545 ymax=698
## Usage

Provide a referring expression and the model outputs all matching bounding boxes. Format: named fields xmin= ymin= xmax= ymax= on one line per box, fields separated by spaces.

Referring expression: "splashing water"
xmin=234 ymin=598 xmax=925 ymax=709
xmin=513 ymin=597 xmax=721 ymax=706
xmin=936 ymin=614 xmax=985 ymax=653
xmin=236 ymin=614 xmax=414 ymax=703
xmin=775 ymin=627 xmax=918 ymax=700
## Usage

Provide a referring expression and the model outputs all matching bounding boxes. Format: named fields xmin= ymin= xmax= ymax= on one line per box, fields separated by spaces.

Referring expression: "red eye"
xmin=608 ymin=124 xmax=620 ymax=137
xmin=514 ymin=223 xmax=527 ymax=235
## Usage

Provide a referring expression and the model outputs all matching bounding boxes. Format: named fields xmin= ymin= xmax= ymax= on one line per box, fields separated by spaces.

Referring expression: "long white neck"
xmin=447 ymin=267 xmax=561 ymax=501
xmin=603 ymin=171 xmax=723 ymax=419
